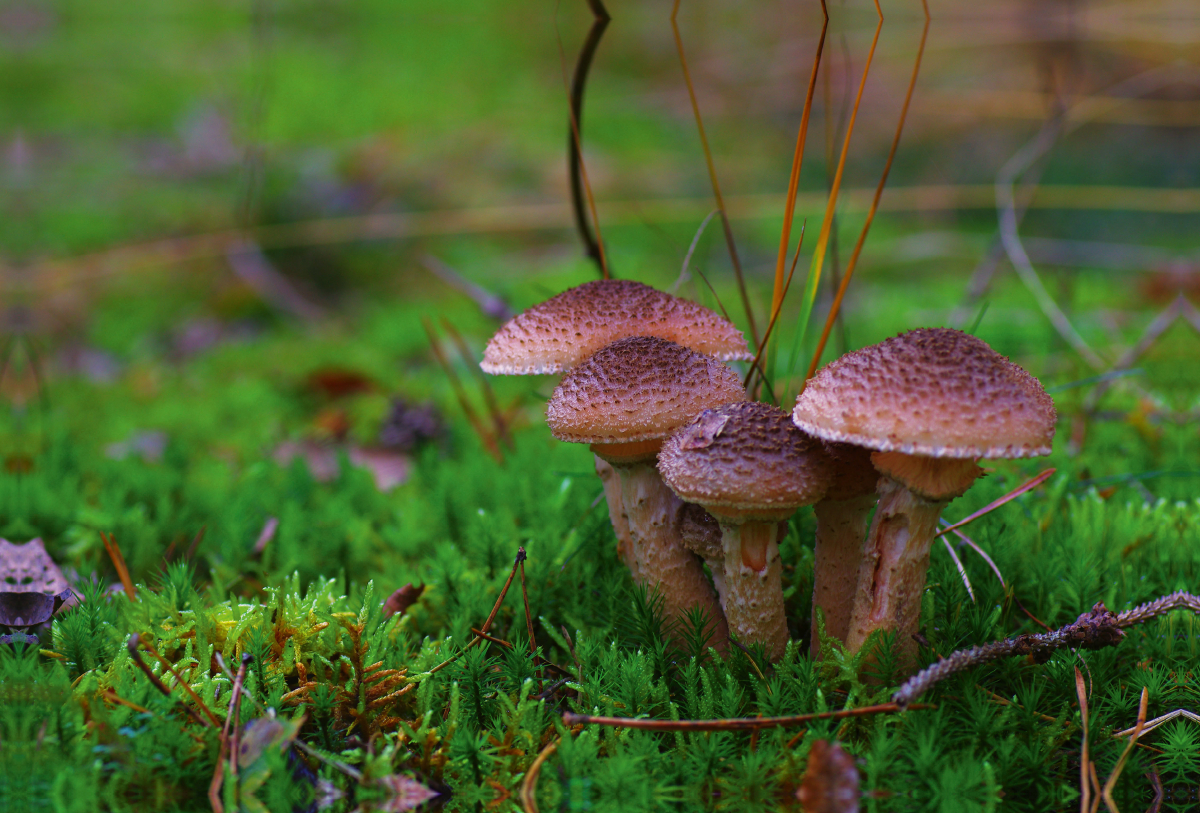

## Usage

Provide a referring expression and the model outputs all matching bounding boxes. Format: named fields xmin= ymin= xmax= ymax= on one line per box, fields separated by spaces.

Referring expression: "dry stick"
xmin=519 ymin=555 xmax=542 ymax=692
xmin=421 ymin=317 xmax=502 ymax=463
xmin=1101 ymin=687 xmax=1149 ymax=813
xmin=439 ymin=317 xmax=511 ymax=450
xmin=944 ymin=524 xmax=1006 ymax=588
xmin=744 ymin=221 xmax=807 ymax=393
xmin=212 ymin=653 xmax=364 ymax=783
xmin=934 ymin=468 xmax=1056 ymax=540
xmin=133 ymin=634 xmax=222 ymax=728
xmin=209 ymin=654 xmax=251 ymax=813
xmin=125 ymin=636 xmax=214 ymax=730
xmin=670 ymin=0 xmax=758 ymax=349
xmin=668 ymin=209 xmax=717 ymax=295
xmin=789 ymin=0 xmax=883 ymax=399
xmin=520 ymin=737 xmax=561 ymax=813
xmin=893 ymin=593 xmax=1200 ymax=707
xmin=100 ymin=532 xmax=137 ymax=601
xmin=768 ymin=0 xmax=828 ymax=336
xmin=563 ymin=701 xmax=930 ymax=732
xmin=423 ymin=548 xmax=527 ymax=679
xmin=805 ymin=0 xmax=930 ymax=382
xmin=558 ymin=0 xmax=611 ymax=278
xmin=1076 ymin=667 xmax=1092 ymax=813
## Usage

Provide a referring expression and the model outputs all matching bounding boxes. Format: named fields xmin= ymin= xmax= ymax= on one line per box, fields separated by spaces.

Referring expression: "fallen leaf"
xmin=305 ymin=368 xmax=377 ymax=399
xmin=383 ymin=583 xmax=425 ymax=619
xmin=797 ymin=740 xmax=860 ymax=813
xmin=365 ymin=774 xmax=439 ymax=812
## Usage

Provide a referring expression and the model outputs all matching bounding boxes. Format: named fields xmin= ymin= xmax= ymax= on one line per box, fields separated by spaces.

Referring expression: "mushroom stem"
xmin=810 ymin=493 xmax=876 ymax=657
xmin=615 ymin=462 xmax=729 ymax=653
xmin=845 ymin=477 xmax=947 ymax=669
xmin=719 ymin=519 xmax=789 ymax=662
xmin=594 ymin=455 xmax=639 ymax=580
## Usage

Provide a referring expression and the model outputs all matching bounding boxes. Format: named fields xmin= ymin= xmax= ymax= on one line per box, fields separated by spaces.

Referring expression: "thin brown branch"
xmin=558 ymin=0 xmax=611 ymax=278
xmin=934 ymin=468 xmax=1055 ymax=539
xmin=768 ymin=0 xmax=828 ymax=335
xmin=894 ymin=594 xmax=1200 ymax=707
xmin=101 ymin=532 xmax=137 ymax=601
xmin=134 ymin=635 xmax=221 ymax=728
xmin=563 ymin=701 xmax=929 ymax=732
xmin=424 ymin=548 xmax=527 ymax=678
xmin=806 ymin=0 xmax=930 ymax=380
xmin=670 ymin=0 xmax=758 ymax=349
xmin=520 ymin=737 xmax=560 ymax=813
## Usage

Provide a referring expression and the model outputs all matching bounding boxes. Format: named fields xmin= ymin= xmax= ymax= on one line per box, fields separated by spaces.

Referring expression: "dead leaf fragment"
xmin=383 ymin=583 xmax=425 ymax=619
xmin=797 ymin=740 xmax=860 ymax=813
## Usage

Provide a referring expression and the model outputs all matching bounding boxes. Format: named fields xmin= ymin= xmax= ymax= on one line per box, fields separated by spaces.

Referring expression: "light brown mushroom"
xmin=793 ymin=328 xmax=1056 ymax=669
xmin=480 ymin=279 xmax=753 ymax=581
xmin=809 ymin=442 xmax=879 ymax=657
xmin=547 ymin=336 xmax=748 ymax=651
xmin=659 ymin=402 xmax=831 ymax=661
xmin=481 ymin=279 xmax=753 ymax=376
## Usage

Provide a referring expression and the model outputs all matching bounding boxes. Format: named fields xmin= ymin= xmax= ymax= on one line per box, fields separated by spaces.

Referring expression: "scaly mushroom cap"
xmin=659 ymin=401 xmax=831 ymax=519
xmin=822 ymin=441 xmax=880 ymax=501
xmin=481 ymin=279 xmax=753 ymax=375
xmin=546 ymin=336 xmax=747 ymax=444
xmin=792 ymin=328 xmax=1056 ymax=459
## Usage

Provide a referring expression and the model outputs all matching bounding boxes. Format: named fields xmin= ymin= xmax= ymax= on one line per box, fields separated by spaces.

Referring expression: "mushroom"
xmin=480 ymin=279 xmax=753 ymax=376
xmin=659 ymin=402 xmax=831 ymax=661
xmin=809 ymin=442 xmax=879 ymax=657
xmin=547 ymin=336 xmax=747 ymax=651
xmin=480 ymin=279 xmax=752 ymax=580
xmin=792 ymin=328 xmax=1056 ymax=668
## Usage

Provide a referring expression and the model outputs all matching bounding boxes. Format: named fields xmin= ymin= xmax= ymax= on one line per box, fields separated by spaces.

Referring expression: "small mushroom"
xmin=547 ymin=336 xmax=747 ymax=651
xmin=659 ymin=402 xmax=831 ymax=661
xmin=809 ymin=442 xmax=879 ymax=656
xmin=480 ymin=279 xmax=752 ymax=579
xmin=793 ymin=328 xmax=1055 ymax=668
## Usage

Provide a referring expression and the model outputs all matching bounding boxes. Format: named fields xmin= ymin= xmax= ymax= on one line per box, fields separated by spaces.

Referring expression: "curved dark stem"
xmin=568 ymin=0 xmax=611 ymax=276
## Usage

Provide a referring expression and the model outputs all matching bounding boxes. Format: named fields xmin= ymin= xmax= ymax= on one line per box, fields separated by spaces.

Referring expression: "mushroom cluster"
xmin=483 ymin=280 xmax=1055 ymax=672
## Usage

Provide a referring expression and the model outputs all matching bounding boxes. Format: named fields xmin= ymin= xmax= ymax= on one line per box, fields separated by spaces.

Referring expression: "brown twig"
xmin=563 ymin=701 xmax=928 ymax=732
xmin=133 ymin=634 xmax=221 ymax=728
xmin=934 ymin=468 xmax=1055 ymax=540
xmin=1101 ymin=687 xmax=1148 ymax=812
xmin=1076 ymin=667 xmax=1092 ymax=813
xmin=210 ymin=653 xmax=251 ymax=813
xmin=424 ymin=548 xmax=527 ymax=679
xmin=558 ymin=0 xmax=611 ymax=278
xmin=519 ymin=554 xmax=541 ymax=691
xmin=670 ymin=0 xmax=758 ymax=349
xmin=767 ymin=0 xmax=828 ymax=340
xmin=520 ymin=737 xmax=560 ymax=813
xmin=100 ymin=532 xmax=137 ymax=601
xmin=894 ymin=594 xmax=1200 ymax=707
xmin=126 ymin=636 xmax=211 ymax=729
xmin=806 ymin=0 xmax=930 ymax=381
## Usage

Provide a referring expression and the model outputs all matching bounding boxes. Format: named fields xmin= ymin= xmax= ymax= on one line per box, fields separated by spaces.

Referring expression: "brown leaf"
xmin=305 ymin=368 xmax=377 ymax=399
xmin=797 ymin=740 xmax=860 ymax=813
xmin=368 ymin=774 xmax=439 ymax=812
xmin=383 ymin=583 xmax=425 ymax=620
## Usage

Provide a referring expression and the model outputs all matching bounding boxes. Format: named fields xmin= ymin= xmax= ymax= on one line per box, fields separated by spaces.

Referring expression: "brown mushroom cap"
xmin=792 ymin=328 xmax=1056 ymax=459
xmin=546 ymin=336 xmax=747 ymax=444
xmin=659 ymin=401 xmax=831 ymax=519
xmin=481 ymin=279 xmax=753 ymax=375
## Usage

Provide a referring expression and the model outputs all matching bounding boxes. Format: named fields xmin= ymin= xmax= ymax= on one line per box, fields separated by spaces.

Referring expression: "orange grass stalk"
xmin=787 ymin=0 xmax=883 ymax=393
xmin=806 ymin=0 xmax=931 ymax=382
